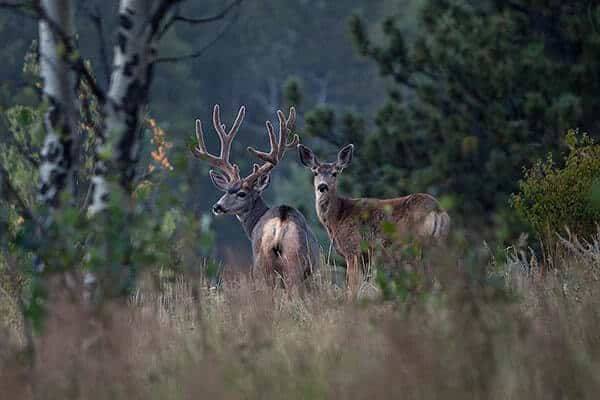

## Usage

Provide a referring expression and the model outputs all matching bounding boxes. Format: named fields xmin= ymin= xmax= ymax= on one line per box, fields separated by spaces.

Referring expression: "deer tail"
xmin=424 ymin=210 xmax=450 ymax=241
xmin=435 ymin=211 xmax=450 ymax=240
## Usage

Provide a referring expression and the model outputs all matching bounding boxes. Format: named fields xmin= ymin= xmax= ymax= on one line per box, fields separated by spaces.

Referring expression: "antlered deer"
xmin=297 ymin=143 xmax=450 ymax=293
xmin=192 ymin=105 xmax=319 ymax=289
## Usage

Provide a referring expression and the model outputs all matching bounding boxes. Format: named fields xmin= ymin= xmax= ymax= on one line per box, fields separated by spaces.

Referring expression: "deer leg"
xmin=346 ymin=255 xmax=360 ymax=298
xmin=280 ymin=252 xmax=305 ymax=298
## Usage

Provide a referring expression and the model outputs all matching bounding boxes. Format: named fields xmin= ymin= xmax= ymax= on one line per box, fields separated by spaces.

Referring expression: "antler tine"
xmin=244 ymin=107 xmax=299 ymax=185
xmin=247 ymin=121 xmax=278 ymax=164
xmin=194 ymin=119 xmax=207 ymax=153
xmin=229 ymin=106 xmax=246 ymax=140
xmin=191 ymin=104 xmax=244 ymax=182
xmin=285 ymin=106 xmax=296 ymax=132
xmin=212 ymin=104 xmax=226 ymax=139
xmin=285 ymin=106 xmax=299 ymax=148
xmin=275 ymin=108 xmax=300 ymax=159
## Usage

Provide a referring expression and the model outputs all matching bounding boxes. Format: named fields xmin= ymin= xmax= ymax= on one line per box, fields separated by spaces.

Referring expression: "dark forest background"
xmin=3 ymin=2 xmax=600 ymax=398
xmin=2 ymin=0 xmax=599 ymax=261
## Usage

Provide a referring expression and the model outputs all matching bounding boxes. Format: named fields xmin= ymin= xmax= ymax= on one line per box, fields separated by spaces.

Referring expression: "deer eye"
xmin=313 ymin=171 xmax=318 ymax=177
xmin=236 ymin=191 xmax=247 ymax=198
xmin=332 ymin=172 xmax=338 ymax=177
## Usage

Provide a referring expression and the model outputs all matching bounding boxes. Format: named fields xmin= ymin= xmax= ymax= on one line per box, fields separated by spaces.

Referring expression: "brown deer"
xmin=192 ymin=105 xmax=319 ymax=289
xmin=297 ymin=143 xmax=450 ymax=292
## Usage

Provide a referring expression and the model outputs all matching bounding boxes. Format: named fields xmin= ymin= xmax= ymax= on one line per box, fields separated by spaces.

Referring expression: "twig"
xmin=156 ymin=7 xmax=241 ymax=63
xmin=149 ymin=0 xmax=183 ymax=37
xmin=0 ymin=1 xmax=35 ymax=19
xmin=158 ymin=0 xmax=242 ymax=39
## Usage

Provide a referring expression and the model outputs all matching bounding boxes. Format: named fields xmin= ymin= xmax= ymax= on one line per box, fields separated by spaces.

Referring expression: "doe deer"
xmin=297 ymin=143 xmax=450 ymax=293
xmin=192 ymin=105 xmax=319 ymax=289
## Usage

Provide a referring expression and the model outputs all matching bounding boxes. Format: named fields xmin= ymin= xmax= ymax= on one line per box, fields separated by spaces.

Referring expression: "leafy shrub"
xmin=511 ymin=130 xmax=600 ymax=239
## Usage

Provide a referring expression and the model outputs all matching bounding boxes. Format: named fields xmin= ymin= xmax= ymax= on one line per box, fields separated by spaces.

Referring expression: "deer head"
xmin=297 ymin=143 xmax=354 ymax=199
xmin=192 ymin=104 xmax=298 ymax=216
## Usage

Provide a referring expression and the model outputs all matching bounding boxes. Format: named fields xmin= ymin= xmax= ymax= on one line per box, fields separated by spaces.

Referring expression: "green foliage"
xmin=511 ymin=130 xmax=600 ymax=240
xmin=0 ymin=52 xmax=218 ymax=328
xmin=283 ymin=76 xmax=304 ymax=109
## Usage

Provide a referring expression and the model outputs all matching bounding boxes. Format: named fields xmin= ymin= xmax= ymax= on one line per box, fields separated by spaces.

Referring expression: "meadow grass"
xmin=1 ymin=235 xmax=600 ymax=400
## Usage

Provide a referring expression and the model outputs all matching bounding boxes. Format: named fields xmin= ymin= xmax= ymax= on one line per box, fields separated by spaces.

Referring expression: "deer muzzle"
xmin=317 ymin=183 xmax=329 ymax=193
xmin=212 ymin=204 xmax=226 ymax=215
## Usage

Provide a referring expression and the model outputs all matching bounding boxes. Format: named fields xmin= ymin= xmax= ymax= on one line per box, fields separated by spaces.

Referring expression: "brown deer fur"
xmin=192 ymin=105 xmax=319 ymax=290
xmin=298 ymin=143 xmax=450 ymax=293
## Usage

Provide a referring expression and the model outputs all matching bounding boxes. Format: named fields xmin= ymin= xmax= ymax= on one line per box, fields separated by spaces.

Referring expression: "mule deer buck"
xmin=192 ymin=105 xmax=319 ymax=289
xmin=297 ymin=143 xmax=450 ymax=292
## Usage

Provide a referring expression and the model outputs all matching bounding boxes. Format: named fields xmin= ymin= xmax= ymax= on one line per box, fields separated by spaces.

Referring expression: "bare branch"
xmin=149 ymin=0 xmax=183 ymax=37
xmin=158 ymin=0 xmax=242 ymax=38
xmin=0 ymin=1 xmax=36 ymax=19
xmin=156 ymin=6 xmax=241 ymax=63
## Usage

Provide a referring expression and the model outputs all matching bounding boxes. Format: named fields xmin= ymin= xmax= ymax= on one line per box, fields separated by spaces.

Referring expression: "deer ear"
xmin=336 ymin=144 xmax=354 ymax=169
xmin=253 ymin=172 xmax=271 ymax=193
xmin=298 ymin=144 xmax=318 ymax=169
xmin=209 ymin=170 xmax=230 ymax=192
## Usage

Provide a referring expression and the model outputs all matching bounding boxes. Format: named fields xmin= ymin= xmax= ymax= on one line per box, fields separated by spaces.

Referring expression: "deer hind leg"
xmin=278 ymin=250 xmax=306 ymax=298
xmin=346 ymin=255 xmax=361 ymax=298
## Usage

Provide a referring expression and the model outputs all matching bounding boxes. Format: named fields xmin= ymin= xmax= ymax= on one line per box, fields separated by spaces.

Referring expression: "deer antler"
xmin=191 ymin=104 xmax=245 ymax=182
xmin=244 ymin=107 xmax=299 ymax=185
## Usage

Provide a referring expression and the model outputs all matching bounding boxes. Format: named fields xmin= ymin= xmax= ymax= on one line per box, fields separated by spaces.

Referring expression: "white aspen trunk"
xmin=88 ymin=0 xmax=160 ymax=216
xmin=85 ymin=0 xmax=166 ymax=299
xmin=37 ymin=0 xmax=77 ymax=207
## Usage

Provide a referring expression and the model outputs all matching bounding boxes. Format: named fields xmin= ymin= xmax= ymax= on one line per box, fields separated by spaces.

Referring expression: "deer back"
xmin=323 ymin=193 xmax=448 ymax=258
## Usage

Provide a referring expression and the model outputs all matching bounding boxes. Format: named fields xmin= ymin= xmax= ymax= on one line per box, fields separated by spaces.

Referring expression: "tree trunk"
xmin=88 ymin=0 xmax=161 ymax=215
xmin=37 ymin=0 xmax=77 ymax=207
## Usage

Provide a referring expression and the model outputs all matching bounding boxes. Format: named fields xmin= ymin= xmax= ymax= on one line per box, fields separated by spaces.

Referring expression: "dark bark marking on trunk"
xmin=117 ymin=33 xmax=127 ymax=53
xmin=119 ymin=13 xmax=133 ymax=30
xmin=123 ymin=54 xmax=139 ymax=77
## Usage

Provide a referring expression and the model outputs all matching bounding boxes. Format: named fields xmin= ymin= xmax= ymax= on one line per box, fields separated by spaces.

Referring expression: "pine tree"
xmin=310 ymin=0 xmax=600 ymax=238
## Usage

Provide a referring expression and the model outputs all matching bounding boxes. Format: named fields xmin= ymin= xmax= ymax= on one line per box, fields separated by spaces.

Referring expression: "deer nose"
xmin=317 ymin=183 xmax=328 ymax=193
xmin=212 ymin=204 xmax=226 ymax=215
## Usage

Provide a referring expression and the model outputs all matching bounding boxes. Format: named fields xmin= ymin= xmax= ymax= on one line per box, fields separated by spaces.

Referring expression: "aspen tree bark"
xmin=85 ymin=0 xmax=173 ymax=299
xmin=88 ymin=0 xmax=163 ymax=215
xmin=37 ymin=0 xmax=77 ymax=207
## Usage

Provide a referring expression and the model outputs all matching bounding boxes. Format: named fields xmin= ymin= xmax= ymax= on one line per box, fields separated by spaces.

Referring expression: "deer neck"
xmin=237 ymin=196 xmax=269 ymax=239
xmin=316 ymin=191 xmax=342 ymax=233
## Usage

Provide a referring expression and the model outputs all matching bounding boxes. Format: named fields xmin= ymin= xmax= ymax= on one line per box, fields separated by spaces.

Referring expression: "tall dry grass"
xmin=2 ymin=235 xmax=600 ymax=400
